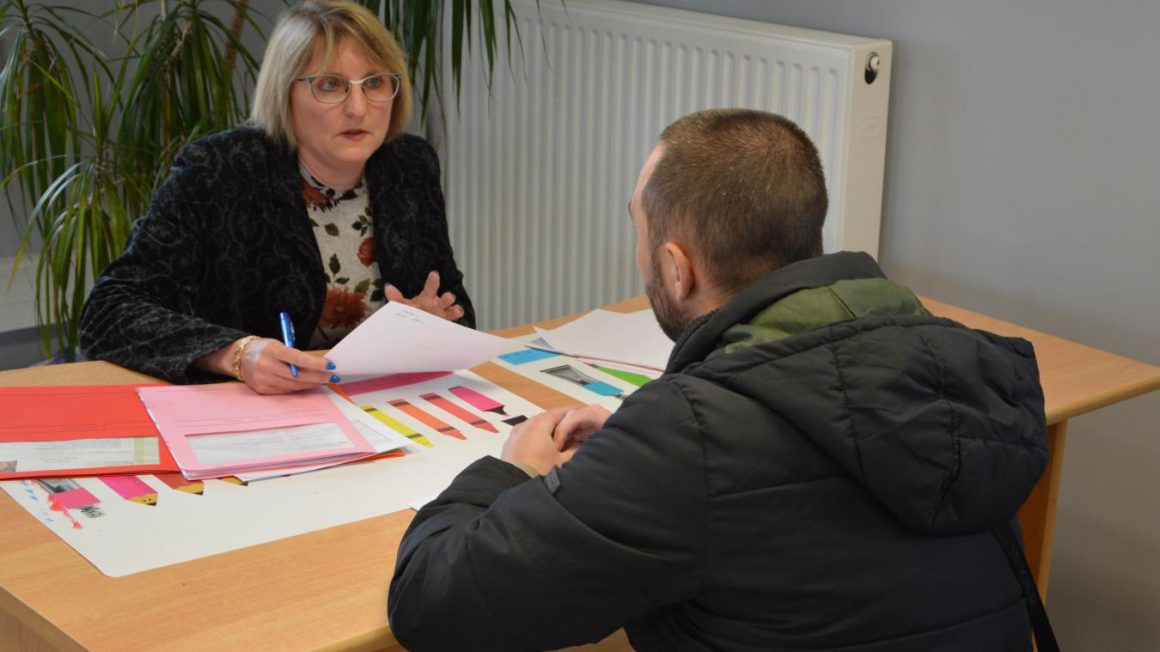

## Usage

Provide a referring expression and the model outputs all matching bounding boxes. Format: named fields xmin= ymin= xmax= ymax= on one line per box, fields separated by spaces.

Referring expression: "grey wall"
xmin=632 ymin=0 xmax=1160 ymax=648
xmin=0 ymin=206 xmax=20 ymax=258
xmin=0 ymin=31 xmax=15 ymax=258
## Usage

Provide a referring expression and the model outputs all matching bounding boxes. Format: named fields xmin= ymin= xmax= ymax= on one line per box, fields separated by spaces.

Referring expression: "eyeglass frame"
xmin=293 ymin=73 xmax=403 ymax=104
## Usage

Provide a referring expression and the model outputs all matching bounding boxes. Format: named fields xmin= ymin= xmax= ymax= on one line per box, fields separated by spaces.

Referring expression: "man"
xmin=389 ymin=109 xmax=1049 ymax=651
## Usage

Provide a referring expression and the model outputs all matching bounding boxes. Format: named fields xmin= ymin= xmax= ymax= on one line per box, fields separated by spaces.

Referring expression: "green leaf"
xmin=354 ymin=279 xmax=371 ymax=293
xmin=451 ymin=0 xmax=466 ymax=92
xmin=329 ymin=254 xmax=341 ymax=274
xmin=324 ymin=223 xmax=340 ymax=236
xmin=0 ymin=0 xmax=544 ymax=355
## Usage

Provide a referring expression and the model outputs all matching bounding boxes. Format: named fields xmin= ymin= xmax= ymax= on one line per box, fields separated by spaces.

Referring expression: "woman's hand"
xmin=385 ymin=271 xmax=465 ymax=322
xmin=197 ymin=337 xmax=339 ymax=395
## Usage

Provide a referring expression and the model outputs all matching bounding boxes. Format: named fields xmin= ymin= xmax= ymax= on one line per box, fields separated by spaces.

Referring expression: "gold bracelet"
xmin=232 ymin=335 xmax=260 ymax=382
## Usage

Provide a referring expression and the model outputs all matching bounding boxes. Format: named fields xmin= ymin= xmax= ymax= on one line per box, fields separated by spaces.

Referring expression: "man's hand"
xmin=551 ymin=404 xmax=612 ymax=452
xmin=501 ymin=408 xmax=575 ymax=476
xmin=386 ymin=271 xmax=465 ymax=322
xmin=501 ymin=405 xmax=612 ymax=476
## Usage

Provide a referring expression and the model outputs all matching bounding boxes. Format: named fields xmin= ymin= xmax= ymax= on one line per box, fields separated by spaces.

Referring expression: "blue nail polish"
xmin=325 ymin=361 xmax=336 ymax=371
xmin=330 ymin=374 xmax=341 ymax=383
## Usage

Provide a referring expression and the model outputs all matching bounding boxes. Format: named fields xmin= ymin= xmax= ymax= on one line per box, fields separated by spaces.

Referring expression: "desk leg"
xmin=1017 ymin=420 xmax=1068 ymax=602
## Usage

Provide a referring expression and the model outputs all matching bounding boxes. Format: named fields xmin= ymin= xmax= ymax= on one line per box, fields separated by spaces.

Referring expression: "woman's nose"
xmin=344 ymin=84 xmax=369 ymax=116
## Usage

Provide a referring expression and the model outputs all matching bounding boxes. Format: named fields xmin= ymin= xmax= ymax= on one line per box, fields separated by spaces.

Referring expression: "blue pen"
xmin=279 ymin=311 xmax=299 ymax=378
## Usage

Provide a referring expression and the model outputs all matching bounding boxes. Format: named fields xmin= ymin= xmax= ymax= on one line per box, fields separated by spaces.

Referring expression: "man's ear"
xmin=659 ymin=241 xmax=695 ymax=301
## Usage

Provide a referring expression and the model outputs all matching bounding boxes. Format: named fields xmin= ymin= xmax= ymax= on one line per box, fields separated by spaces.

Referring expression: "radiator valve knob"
xmin=865 ymin=52 xmax=881 ymax=84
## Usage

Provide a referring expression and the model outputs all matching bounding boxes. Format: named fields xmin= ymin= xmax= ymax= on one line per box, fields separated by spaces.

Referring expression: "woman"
xmin=79 ymin=0 xmax=474 ymax=394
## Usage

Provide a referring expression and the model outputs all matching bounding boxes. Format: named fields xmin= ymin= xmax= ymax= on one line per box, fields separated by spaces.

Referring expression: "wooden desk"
xmin=2 ymin=297 xmax=1158 ymax=651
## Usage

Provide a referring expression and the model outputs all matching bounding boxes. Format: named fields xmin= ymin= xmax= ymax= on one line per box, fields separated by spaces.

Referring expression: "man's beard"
xmin=645 ymin=257 xmax=691 ymax=341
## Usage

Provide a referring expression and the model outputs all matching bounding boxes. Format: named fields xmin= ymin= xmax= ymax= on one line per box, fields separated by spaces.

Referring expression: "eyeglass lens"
xmin=308 ymin=75 xmax=399 ymax=103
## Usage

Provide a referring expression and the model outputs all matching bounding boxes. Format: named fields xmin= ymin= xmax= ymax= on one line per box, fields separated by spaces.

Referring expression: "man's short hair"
xmin=249 ymin=0 xmax=412 ymax=150
xmin=642 ymin=109 xmax=829 ymax=294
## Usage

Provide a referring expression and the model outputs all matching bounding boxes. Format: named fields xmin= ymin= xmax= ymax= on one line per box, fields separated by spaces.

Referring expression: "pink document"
xmin=137 ymin=384 xmax=374 ymax=480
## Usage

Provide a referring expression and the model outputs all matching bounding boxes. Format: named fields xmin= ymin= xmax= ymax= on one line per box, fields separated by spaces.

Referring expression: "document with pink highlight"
xmin=137 ymin=384 xmax=374 ymax=480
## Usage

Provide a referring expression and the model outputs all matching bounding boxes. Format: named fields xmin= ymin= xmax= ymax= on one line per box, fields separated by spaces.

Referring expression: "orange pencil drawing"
xmin=388 ymin=399 xmax=465 ymax=440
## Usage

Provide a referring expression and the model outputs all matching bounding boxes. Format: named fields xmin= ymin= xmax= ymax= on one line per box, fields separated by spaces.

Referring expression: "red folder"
xmin=0 ymin=385 xmax=178 ymax=480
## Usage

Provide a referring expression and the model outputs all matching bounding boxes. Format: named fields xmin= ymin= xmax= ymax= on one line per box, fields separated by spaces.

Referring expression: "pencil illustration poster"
xmin=493 ymin=340 xmax=642 ymax=410
xmin=0 ymin=371 xmax=540 ymax=578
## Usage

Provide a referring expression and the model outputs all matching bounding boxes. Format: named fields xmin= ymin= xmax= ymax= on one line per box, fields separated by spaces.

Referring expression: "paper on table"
xmin=137 ymin=384 xmax=374 ymax=480
xmin=186 ymin=423 xmax=352 ymax=466
xmin=323 ymin=386 xmax=414 ymax=453
xmin=0 ymin=385 xmax=178 ymax=480
xmin=0 ymin=439 xmax=161 ymax=473
xmin=534 ymin=309 xmax=673 ymax=371
xmin=409 ymin=491 xmax=440 ymax=511
xmin=231 ymin=427 xmax=409 ymax=482
xmin=203 ymin=387 xmax=415 ymax=483
xmin=326 ymin=302 xmax=515 ymax=378
xmin=0 ymin=370 xmax=538 ymax=577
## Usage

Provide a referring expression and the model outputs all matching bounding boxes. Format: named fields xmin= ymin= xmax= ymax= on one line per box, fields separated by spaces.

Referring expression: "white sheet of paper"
xmin=233 ymin=423 xmax=395 ymax=482
xmin=534 ymin=309 xmax=673 ymax=371
xmin=575 ymin=357 xmax=663 ymax=379
xmin=231 ymin=390 xmax=415 ymax=482
xmin=326 ymin=302 xmax=515 ymax=377
xmin=408 ymin=491 xmax=440 ymax=511
xmin=0 ymin=438 xmax=160 ymax=473
xmin=187 ymin=423 xmax=352 ymax=466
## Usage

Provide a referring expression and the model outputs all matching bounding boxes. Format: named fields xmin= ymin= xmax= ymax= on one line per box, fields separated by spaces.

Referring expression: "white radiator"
xmin=440 ymin=0 xmax=892 ymax=330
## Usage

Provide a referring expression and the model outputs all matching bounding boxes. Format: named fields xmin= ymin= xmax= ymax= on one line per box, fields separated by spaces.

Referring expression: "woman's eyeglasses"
xmin=294 ymin=74 xmax=402 ymax=104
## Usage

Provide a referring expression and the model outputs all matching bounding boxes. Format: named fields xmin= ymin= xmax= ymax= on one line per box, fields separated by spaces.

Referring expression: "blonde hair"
xmin=249 ymin=0 xmax=412 ymax=150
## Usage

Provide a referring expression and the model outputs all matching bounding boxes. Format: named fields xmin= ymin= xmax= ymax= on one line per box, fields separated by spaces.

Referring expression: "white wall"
xmin=632 ymin=1 xmax=1160 ymax=649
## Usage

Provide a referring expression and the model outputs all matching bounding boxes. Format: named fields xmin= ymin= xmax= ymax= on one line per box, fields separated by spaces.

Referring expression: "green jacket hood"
xmin=675 ymin=252 xmax=1049 ymax=535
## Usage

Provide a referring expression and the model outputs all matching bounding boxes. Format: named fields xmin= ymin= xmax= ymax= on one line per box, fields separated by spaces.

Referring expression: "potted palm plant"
xmin=1 ymin=0 xmax=528 ymax=360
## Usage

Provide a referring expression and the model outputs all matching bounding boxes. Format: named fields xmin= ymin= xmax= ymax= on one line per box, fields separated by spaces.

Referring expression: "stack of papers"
xmin=0 ymin=385 xmax=178 ymax=480
xmin=136 ymin=384 xmax=379 ymax=481
xmin=130 ymin=303 xmax=517 ymax=480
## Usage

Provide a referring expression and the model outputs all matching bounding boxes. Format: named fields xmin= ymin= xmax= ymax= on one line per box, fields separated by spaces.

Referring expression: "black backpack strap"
xmin=994 ymin=522 xmax=1061 ymax=652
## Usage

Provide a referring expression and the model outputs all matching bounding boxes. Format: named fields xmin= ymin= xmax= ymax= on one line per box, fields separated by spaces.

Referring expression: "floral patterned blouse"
xmin=301 ymin=164 xmax=386 ymax=348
